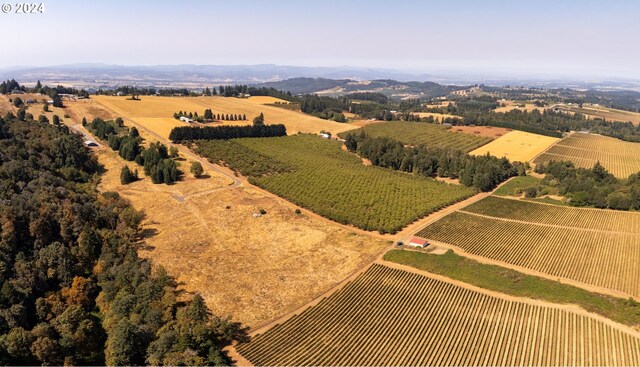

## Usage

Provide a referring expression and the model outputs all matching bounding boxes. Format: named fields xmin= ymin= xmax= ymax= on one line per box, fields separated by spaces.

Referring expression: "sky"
xmin=1 ymin=0 xmax=639 ymax=78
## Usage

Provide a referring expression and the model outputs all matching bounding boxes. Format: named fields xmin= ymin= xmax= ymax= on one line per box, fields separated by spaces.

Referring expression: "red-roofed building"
xmin=408 ymin=237 xmax=428 ymax=248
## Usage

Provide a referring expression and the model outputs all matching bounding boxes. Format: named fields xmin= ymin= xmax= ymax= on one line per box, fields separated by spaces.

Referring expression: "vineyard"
xmin=464 ymin=196 xmax=640 ymax=232
xmin=416 ymin=197 xmax=640 ymax=298
xmin=198 ymin=135 xmax=475 ymax=233
xmin=337 ymin=121 xmax=492 ymax=152
xmin=533 ymin=133 xmax=640 ymax=178
xmin=237 ymin=264 xmax=640 ymax=366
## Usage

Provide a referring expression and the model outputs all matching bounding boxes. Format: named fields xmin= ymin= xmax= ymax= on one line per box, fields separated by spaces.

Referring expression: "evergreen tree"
xmin=190 ymin=161 xmax=204 ymax=178
xmin=52 ymin=115 xmax=60 ymax=125
xmin=120 ymin=166 xmax=138 ymax=184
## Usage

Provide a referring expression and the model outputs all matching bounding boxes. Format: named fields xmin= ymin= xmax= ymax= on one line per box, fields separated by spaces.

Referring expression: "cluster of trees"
xmin=343 ymin=92 xmax=389 ymax=104
xmin=300 ymin=95 xmax=347 ymax=122
xmin=344 ymin=132 xmax=521 ymax=191
xmin=0 ymin=115 xmax=246 ymax=365
xmin=169 ymin=123 xmax=287 ymax=143
xmin=172 ymin=110 xmax=247 ymax=122
xmin=534 ymin=160 xmax=640 ymax=210
xmin=88 ymin=118 xmax=181 ymax=184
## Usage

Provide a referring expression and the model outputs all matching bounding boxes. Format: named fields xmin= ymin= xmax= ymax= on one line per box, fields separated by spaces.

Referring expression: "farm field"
xmin=93 ymin=95 xmax=357 ymax=137
xmin=337 ymin=121 xmax=493 ymax=153
xmin=533 ymin=133 xmax=640 ymax=178
xmin=417 ymin=196 xmax=640 ymax=298
xmin=554 ymin=103 xmax=640 ymax=125
xmin=450 ymin=125 xmax=511 ymax=138
xmin=237 ymin=263 xmax=640 ymax=366
xmin=494 ymin=100 xmax=547 ymax=113
xmin=470 ymin=130 xmax=560 ymax=162
xmin=415 ymin=112 xmax=462 ymax=120
xmin=197 ymin=135 xmax=476 ymax=233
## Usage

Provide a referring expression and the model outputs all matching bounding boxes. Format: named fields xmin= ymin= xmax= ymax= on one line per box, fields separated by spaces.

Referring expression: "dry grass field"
xmin=93 ymin=95 xmax=357 ymax=137
xmin=533 ymin=133 xmax=640 ymax=178
xmin=238 ymin=263 xmax=640 ymax=366
xmin=470 ymin=130 xmax=560 ymax=162
xmin=417 ymin=196 xmax=640 ymax=299
xmin=91 ymin=139 xmax=388 ymax=328
xmin=246 ymin=96 xmax=290 ymax=105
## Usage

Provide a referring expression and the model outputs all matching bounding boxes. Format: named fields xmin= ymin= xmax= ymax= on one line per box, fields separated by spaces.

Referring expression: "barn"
xmin=408 ymin=237 xmax=428 ymax=248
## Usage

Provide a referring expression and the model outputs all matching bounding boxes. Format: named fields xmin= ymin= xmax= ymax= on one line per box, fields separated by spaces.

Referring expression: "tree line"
xmin=533 ymin=160 xmax=640 ymax=210
xmin=169 ymin=123 xmax=287 ymax=143
xmin=173 ymin=110 xmax=247 ymax=122
xmin=344 ymin=131 xmax=522 ymax=191
xmin=87 ymin=118 xmax=181 ymax=184
xmin=0 ymin=115 xmax=246 ymax=365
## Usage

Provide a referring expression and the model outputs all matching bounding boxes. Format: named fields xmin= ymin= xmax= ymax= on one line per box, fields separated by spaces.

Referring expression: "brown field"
xmin=533 ymin=133 xmax=640 ymax=178
xmin=470 ymin=130 xmax=560 ymax=162
xmin=238 ymin=263 xmax=640 ymax=366
xmin=451 ymin=125 xmax=511 ymax=138
xmin=93 ymin=95 xmax=358 ymax=137
xmin=554 ymin=103 xmax=640 ymax=125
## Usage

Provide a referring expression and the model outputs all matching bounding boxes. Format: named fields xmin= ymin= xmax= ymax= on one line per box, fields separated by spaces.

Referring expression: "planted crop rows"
xmin=338 ymin=121 xmax=492 ymax=152
xmin=533 ymin=133 xmax=640 ymax=178
xmin=417 ymin=197 xmax=640 ymax=297
xmin=237 ymin=264 xmax=640 ymax=366
xmin=199 ymin=135 xmax=475 ymax=233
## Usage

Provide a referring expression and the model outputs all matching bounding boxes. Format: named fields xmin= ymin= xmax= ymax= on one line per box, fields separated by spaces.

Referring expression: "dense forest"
xmin=0 ymin=116 xmax=246 ymax=365
xmin=169 ymin=124 xmax=287 ymax=143
xmin=533 ymin=160 xmax=640 ymax=210
xmin=344 ymin=132 xmax=522 ymax=191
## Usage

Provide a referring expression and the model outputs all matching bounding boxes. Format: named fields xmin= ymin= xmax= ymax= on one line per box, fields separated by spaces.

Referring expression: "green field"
xmin=384 ymin=249 xmax=640 ymax=327
xmin=492 ymin=175 xmax=541 ymax=196
xmin=197 ymin=135 xmax=475 ymax=233
xmin=338 ymin=121 xmax=492 ymax=152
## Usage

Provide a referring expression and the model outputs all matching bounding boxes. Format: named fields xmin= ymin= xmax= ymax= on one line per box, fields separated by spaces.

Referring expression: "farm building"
xmin=179 ymin=116 xmax=194 ymax=123
xmin=319 ymin=133 xmax=331 ymax=139
xmin=408 ymin=237 xmax=428 ymax=248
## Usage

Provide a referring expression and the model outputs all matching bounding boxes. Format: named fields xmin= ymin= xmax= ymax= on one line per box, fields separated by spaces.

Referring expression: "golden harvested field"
xmin=246 ymin=96 xmax=291 ymax=104
xmin=533 ymin=133 xmax=640 ymax=178
xmin=470 ymin=130 xmax=560 ymax=162
xmin=93 ymin=95 xmax=357 ymax=137
xmin=417 ymin=196 xmax=640 ymax=298
xmin=238 ymin=263 xmax=640 ymax=366
xmin=92 ymin=142 xmax=388 ymax=328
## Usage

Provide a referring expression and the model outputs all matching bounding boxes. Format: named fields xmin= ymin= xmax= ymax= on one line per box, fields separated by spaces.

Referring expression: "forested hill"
xmin=0 ymin=115 xmax=246 ymax=365
xmin=256 ymin=77 xmax=462 ymax=98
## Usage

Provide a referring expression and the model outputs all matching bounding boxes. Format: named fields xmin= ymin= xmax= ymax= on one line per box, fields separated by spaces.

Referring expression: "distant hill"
xmin=257 ymin=77 xmax=464 ymax=99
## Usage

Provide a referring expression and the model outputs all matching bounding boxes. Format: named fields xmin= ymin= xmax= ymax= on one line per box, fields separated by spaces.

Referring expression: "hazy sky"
xmin=1 ymin=0 xmax=639 ymax=78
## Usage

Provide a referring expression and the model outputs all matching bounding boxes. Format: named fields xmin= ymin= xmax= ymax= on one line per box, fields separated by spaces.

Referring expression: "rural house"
xmin=408 ymin=237 xmax=428 ymax=248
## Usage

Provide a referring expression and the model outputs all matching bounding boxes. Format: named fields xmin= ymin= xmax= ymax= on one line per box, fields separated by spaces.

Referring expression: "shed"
xmin=408 ymin=237 xmax=428 ymax=248
xmin=179 ymin=116 xmax=194 ymax=123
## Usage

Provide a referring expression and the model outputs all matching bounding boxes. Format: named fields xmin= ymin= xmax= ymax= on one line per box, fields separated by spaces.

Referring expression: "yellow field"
xmin=533 ymin=133 xmax=640 ymax=178
xmin=93 ymin=95 xmax=357 ymax=137
xmin=238 ymin=263 xmax=640 ymax=366
xmin=470 ymin=130 xmax=560 ymax=162
xmin=246 ymin=96 xmax=290 ymax=105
